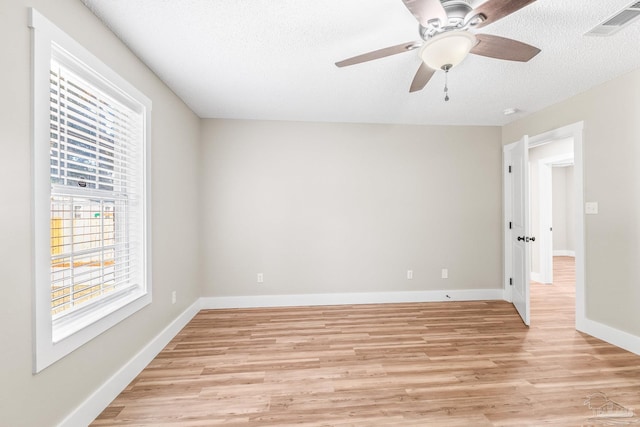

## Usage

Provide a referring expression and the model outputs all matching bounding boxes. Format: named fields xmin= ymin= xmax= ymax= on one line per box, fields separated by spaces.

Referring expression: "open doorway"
xmin=528 ymin=138 xmax=574 ymax=285
xmin=528 ymin=139 xmax=576 ymax=324
xmin=503 ymin=121 xmax=585 ymax=329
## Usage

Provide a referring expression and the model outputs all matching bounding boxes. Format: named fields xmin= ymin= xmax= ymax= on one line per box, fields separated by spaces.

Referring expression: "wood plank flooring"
xmin=92 ymin=257 xmax=640 ymax=426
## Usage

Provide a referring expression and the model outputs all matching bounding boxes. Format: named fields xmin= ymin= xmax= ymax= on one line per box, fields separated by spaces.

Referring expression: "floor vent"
xmin=585 ymin=1 xmax=640 ymax=36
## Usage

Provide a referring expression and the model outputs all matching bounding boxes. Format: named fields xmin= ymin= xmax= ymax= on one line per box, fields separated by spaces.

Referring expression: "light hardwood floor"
xmin=93 ymin=257 xmax=640 ymax=426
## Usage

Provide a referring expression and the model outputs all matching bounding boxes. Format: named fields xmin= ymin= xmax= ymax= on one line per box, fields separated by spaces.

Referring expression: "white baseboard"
xmin=553 ymin=250 xmax=575 ymax=257
xmin=59 ymin=300 xmax=201 ymax=427
xmin=200 ymin=289 xmax=505 ymax=309
xmin=577 ymin=317 xmax=640 ymax=357
xmin=530 ymin=272 xmax=552 ymax=285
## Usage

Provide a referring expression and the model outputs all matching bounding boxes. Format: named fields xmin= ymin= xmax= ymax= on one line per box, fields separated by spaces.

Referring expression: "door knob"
xmin=530 ymin=236 xmax=536 ymax=242
xmin=517 ymin=236 xmax=526 ymax=241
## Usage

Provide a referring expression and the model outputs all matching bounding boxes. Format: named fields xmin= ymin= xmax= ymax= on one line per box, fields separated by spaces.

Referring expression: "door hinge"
xmin=509 ymin=221 xmax=512 ymax=229
xmin=509 ymin=278 xmax=513 ymax=286
xmin=508 ymin=165 xmax=512 ymax=173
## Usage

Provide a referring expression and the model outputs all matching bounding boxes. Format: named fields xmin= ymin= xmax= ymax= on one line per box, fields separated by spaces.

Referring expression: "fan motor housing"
xmin=419 ymin=1 xmax=476 ymax=40
xmin=444 ymin=0 xmax=473 ymax=21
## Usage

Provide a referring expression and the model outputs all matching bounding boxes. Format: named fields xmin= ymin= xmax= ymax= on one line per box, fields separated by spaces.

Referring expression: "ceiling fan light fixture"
xmin=420 ymin=31 xmax=477 ymax=70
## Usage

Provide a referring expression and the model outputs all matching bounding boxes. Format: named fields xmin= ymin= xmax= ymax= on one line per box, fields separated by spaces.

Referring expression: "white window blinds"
xmin=49 ymin=52 xmax=142 ymax=192
xmin=49 ymin=46 xmax=145 ymax=323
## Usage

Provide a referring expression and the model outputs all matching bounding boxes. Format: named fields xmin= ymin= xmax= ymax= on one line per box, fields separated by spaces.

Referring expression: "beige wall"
xmin=0 ymin=1 xmax=201 ymax=426
xmin=200 ymin=119 xmax=503 ymax=297
xmin=503 ymin=67 xmax=640 ymax=335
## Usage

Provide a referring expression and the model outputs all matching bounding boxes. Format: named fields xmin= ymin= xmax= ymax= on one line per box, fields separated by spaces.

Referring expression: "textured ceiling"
xmin=82 ymin=0 xmax=640 ymax=126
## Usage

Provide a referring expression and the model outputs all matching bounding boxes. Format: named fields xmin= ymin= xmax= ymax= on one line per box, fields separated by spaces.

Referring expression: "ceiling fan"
xmin=335 ymin=0 xmax=541 ymax=97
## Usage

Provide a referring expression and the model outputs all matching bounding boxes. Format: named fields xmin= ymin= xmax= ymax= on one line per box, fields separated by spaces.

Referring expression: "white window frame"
xmin=30 ymin=8 xmax=152 ymax=373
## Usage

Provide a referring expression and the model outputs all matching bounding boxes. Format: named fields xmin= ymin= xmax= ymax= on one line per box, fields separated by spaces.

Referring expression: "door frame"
xmin=504 ymin=121 xmax=585 ymax=329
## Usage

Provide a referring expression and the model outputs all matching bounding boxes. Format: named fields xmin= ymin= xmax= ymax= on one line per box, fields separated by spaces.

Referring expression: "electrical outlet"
xmin=171 ymin=291 xmax=177 ymax=304
xmin=257 ymin=273 xmax=264 ymax=284
xmin=585 ymin=202 xmax=598 ymax=214
xmin=407 ymin=270 xmax=413 ymax=280
xmin=441 ymin=268 xmax=448 ymax=279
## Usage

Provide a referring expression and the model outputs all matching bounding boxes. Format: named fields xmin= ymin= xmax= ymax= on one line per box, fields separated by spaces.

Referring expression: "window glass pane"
xmin=48 ymin=52 xmax=143 ymax=318
xmin=50 ymin=195 xmax=128 ymax=316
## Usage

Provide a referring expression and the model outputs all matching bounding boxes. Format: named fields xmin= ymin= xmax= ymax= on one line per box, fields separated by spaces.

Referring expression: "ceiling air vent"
xmin=585 ymin=1 xmax=640 ymax=36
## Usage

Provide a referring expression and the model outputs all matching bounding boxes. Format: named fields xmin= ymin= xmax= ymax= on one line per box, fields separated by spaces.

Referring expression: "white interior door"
xmin=508 ymin=135 xmax=531 ymax=325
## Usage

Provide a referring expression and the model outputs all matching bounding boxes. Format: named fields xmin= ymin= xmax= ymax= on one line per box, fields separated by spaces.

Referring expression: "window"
xmin=31 ymin=9 xmax=152 ymax=373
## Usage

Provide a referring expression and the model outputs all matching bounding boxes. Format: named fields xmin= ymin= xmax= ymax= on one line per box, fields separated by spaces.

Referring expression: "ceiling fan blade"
xmin=470 ymin=34 xmax=541 ymax=62
xmin=335 ymin=41 xmax=421 ymax=67
xmin=401 ymin=0 xmax=448 ymax=27
xmin=409 ymin=62 xmax=436 ymax=92
xmin=469 ymin=0 xmax=536 ymax=29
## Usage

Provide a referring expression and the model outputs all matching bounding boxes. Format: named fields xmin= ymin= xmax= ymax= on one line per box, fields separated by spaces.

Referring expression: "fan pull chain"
xmin=444 ymin=70 xmax=449 ymax=101
xmin=442 ymin=64 xmax=452 ymax=102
